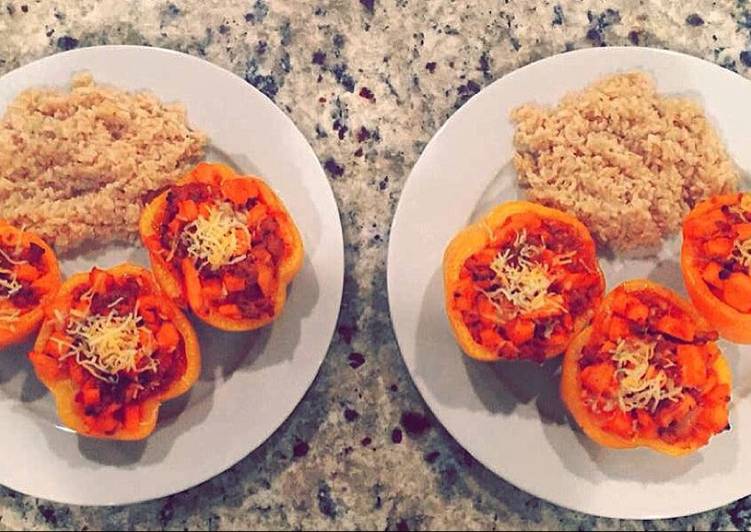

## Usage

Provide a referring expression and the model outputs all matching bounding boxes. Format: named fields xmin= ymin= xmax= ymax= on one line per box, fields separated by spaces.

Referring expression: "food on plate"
xmin=512 ymin=71 xmax=738 ymax=254
xmin=0 ymin=221 xmax=61 ymax=348
xmin=561 ymin=280 xmax=731 ymax=455
xmin=28 ymin=264 xmax=200 ymax=440
xmin=0 ymin=73 xmax=206 ymax=252
xmin=443 ymin=201 xmax=605 ymax=362
xmin=682 ymin=192 xmax=751 ymax=343
xmin=140 ymin=162 xmax=303 ymax=331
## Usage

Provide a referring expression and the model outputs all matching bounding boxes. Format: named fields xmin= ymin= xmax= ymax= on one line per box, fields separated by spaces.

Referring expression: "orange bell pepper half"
xmin=0 ymin=220 xmax=61 ymax=349
xmin=442 ymin=200 xmax=605 ymax=362
xmin=561 ymin=280 xmax=731 ymax=456
xmin=681 ymin=193 xmax=751 ymax=343
xmin=139 ymin=162 xmax=303 ymax=332
xmin=28 ymin=264 xmax=200 ymax=441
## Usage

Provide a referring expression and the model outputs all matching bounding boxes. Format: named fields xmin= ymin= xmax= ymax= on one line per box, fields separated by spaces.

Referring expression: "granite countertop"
xmin=2 ymin=0 xmax=751 ymax=530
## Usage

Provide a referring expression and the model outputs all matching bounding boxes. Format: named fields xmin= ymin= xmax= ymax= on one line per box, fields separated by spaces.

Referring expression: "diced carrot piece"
xmin=168 ymin=218 xmax=182 ymax=235
xmin=607 ymin=316 xmax=631 ymax=340
xmin=722 ymin=272 xmax=751 ymax=313
xmin=474 ymin=248 xmax=497 ymax=265
xmin=611 ymin=291 xmax=631 ymax=315
xmin=221 ymin=178 xmax=259 ymax=206
xmin=177 ymin=199 xmax=199 ymax=221
xmin=224 ymin=274 xmax=247 ymax=292
xmin=202 ymin=278 xmax=224 ymax=300
xmin=15 ymin=263 xmax=39 ymax=282
xmin=580 ymin=362 xmax=615 ymax=395
xmin=655 ymin=315 xmax=695 ymax=342
xmin=217 ymin=304 xmax=242 ymax=318
xmin=479 ymin=328 xmax=503 ymax=349
xmin=704 ymin=237 xmax=734 ymax=258
xmin=181 ymin=258 xmax=203 ymax=312
xmin=702 ymin=262 xmax=725 ymax=289
xmin=82 ymin=386 xmax=101 ymax=406
xmin=124 ymin=404 xmax=141 ymax=431
xmin=603 ymin=411 xmax=634 ymax=439
xmin=625 ymin=300 xmax=650 ymax=324
xmin=506 ymin=318 xmax=535 ymax=345
xmin=28 ymin=351 xmax=61 ymax=381
xmin=247 ymin=204 xmax=269 ymax=227
xmin=735 ymin=223 xmax=751 ymax=241
xmin=192 ymin=162 xmax=220 ymax=185
xmin=454 ymin=295 xmax=472 ymax=312
xmin=676 ymin=344 xmax=707 ymax=388
xmin=257 ymin=265 xmax=274 ymax=297
xmin=156 ymin=322 xmax=180 ymax=351
xmin=477 ymin=297 xmax=496 ymax=318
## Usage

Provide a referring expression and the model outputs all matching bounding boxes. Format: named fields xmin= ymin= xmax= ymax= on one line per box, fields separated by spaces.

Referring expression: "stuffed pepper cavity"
xmin=28 ymin=264 xmax=200 ymax=440
xmin=139 ymin=162 xmax=303 ymax=331
xmin=682 ymin=193 xmax=751 ymax=343
xmin=0 ymin=220 xmax=61 ymax=349
xmin=561 ymin=280 xmax=731 ymax=455
xmin=443 ymin=201 xmax=605 ymax=362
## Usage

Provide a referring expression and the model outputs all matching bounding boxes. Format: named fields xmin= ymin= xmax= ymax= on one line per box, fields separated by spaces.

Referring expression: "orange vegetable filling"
xmin=683 ymin=193 xmax=751 ymax=313
xmin=29 ymin=269 xmax=188 ymax=436
xmin=453 ymin=212 xmax=602 ymax=361
xmin=0 ymin=235 xmax=54 ymax=324
xmin=578 ymin=286 xmax=729 ymax=448
xmin=146 ymin=178 xmax=289 ymax=321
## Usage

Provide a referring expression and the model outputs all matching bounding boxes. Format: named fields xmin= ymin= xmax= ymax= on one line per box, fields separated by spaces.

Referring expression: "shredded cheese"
xmin=0 ymin=273 xmax=22 ymax=298
xmin=611 ymin=339 xmax=682 ymax=412
xmin=63 ymin=308 xmax=157 ymax=383
xmin=733 ymin=237 xmax=751 ymax=272
xmin=486 ymin=231 xmax=560 ymax=315
xmin=181 ymin=202 xmax=250 ymax=270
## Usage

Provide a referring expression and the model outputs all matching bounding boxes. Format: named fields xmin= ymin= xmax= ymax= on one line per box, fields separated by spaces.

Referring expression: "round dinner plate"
xmin=0 ymin=46 xmax=344 ymax=505
xmin=388 ymin=46 xmax=751 ymax=519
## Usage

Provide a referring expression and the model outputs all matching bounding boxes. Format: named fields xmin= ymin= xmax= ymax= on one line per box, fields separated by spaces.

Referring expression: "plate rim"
xmin=387 ymin=45 xmax=751 ymax=520
xmin=0 ymin=44 xmax=344 ymax=506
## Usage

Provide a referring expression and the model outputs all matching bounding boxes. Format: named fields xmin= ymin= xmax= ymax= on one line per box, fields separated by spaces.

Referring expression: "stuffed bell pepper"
xmin=443 ymin=201 xmax=605 ymax=362
xmin=561 ymin=280 xmax=731 ymax=455
xmin=0 ymin=220 xmax=61 ymax=349
xmin=140 ymin=162 xmax=303 ymax=331
xmin=682 ymin=193 xmax=751 ymax=343
xmin=28 ymin=264 xmax=200 ymax=440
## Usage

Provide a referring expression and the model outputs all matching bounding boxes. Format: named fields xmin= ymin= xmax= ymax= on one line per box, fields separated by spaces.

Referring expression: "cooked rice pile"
xmin=512 ymin=71 xmax=738 ymax=253
xmin=0 ymin=73 xmax=206 ymax=252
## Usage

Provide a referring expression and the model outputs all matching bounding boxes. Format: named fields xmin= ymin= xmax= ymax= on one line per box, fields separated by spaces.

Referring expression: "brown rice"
xmin=511 ymin=71 xmax=738 ymax=254
xmin=0 ymin=73 xmax=206 ymax=253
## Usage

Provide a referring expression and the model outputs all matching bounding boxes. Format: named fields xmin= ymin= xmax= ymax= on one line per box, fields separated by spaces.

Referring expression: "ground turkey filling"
xmin=578 ymin=288 xmax=729 ymax=447
xmin=454 ymin=214 xmax=601 ymax=361
xmin=159 ymin=181 xmax=287 ymax=320
xmin=0 ymin=240 xmax=48 ymax=322
xmin=41 ymin=273 xmax=187 ymax=434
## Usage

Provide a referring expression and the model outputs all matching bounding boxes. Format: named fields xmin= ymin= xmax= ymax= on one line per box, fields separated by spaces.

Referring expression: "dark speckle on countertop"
xmin=2 ymin=0 xmax=751 ymax=530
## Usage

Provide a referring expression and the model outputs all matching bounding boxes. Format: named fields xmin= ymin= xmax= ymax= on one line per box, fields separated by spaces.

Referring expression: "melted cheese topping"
xmin=181 ymin=202 xmax=250 ymax=270
xmin=611 ymin=339 xmax=682 ymax=412
xmin=63 ymin=306 xmax=157 ymax=383
xmin=486 ymin=230 xmax=559 ymax=315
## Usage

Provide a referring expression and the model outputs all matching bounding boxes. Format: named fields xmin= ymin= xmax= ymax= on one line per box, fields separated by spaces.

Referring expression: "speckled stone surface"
xmin=2 ymin=0 xmax=751 ymax=530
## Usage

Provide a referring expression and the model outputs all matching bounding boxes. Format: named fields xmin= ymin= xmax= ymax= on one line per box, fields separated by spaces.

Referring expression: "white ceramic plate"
xmin=388 ymin=47 xmax=751 ymax=519
xmin=0 ymin=46 xmax=343 ymax=506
